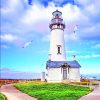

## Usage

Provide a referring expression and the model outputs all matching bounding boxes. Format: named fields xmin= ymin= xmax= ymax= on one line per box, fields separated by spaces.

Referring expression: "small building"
xmin=46 ymin=10 xmax=81 ymax=82
xmin=46 ymin=60 xmax=81 ymax=82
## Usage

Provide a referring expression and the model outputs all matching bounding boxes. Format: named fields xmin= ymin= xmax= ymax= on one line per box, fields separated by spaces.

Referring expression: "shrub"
xmin=0 ymin=93 xmax=6 ymax=100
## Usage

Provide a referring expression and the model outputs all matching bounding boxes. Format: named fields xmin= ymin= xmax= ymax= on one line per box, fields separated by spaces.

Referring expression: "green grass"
xmin=0 ymin=93 xmax=6 ymax=100
xmin=14 ymin=83 xmax=92 ymax=100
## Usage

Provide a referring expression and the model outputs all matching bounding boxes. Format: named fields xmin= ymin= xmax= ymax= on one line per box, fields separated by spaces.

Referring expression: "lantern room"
xmin=49 ymin=10 xmax=65 ymax=30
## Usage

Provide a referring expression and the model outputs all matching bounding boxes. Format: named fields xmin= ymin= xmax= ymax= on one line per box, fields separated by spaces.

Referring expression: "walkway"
xmin=79 ymin=83 xmax=100 ymax=100
xmin=0 ymin=84 xmax=37 ymax=100
xmin=1 ymin=83 xmax=100 ymax=100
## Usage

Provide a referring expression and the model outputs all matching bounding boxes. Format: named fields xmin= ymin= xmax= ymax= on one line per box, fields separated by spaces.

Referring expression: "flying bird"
xmin=22 ymin=40 xmax=32 ymax=48
xmin=73 ymin=25 xmax=78 ymax=34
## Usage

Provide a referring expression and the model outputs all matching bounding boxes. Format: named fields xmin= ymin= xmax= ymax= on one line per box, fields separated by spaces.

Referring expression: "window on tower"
xmin=57 ymin=45 xmax=61 ymax=54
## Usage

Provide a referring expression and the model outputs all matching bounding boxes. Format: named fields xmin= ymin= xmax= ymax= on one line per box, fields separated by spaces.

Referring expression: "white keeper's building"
xmin=46 ymin=10 xmax=81 ymax=82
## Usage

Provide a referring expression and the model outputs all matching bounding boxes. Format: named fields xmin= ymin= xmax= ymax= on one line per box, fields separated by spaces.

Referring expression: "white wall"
xmin=69 ymin=68 xmax=80 ymax=82
xmin=47 ymin=67 xmax=62 ymax=82
xmin=49 ymin=29 xmax=66 ymax=61
xmin=46 ymin=67 xmax=80 ymax=82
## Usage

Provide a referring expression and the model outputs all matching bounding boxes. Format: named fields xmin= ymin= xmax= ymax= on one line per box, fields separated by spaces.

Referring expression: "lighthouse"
xmin=46 ymin=10 xmax=81 ymax=83
xmin=49 ymin=10 xmax=66 ymax=61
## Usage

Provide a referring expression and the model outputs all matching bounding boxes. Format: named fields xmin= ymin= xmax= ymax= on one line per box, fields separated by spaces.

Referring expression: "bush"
xmin=0 ymin=93 xmax=6 ymax=100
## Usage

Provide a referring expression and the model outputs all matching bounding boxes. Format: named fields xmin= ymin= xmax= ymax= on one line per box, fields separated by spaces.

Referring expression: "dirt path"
xmin=79 ymin=83 xmax=100 ymax=100
xmin=0 ymin=84 xmax=37 ymax=100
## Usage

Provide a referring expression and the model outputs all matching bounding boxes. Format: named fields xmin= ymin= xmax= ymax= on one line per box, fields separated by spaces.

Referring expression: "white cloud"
xmin=64 ymin=32 xmax=80 ymax=42
xmin=75 ymin=0 xmax=97 ymax=7
xmin=95 ymin=44 xmax=100 ymax=48
xmin=78 ymin=54 xmax=100 ymax=59
xmin=66 ymin=50 xmax=76 ymax=54
xmin=63 ymin=4 xmax=88 ymax=23
xmin=0 ymin=34 xmax=26 ymax=48
xmin=42 ymin=34 xmax=50 ymax=42
xmin=0 ymin=34 xmax=17 ymax=42
xmin=1 ymin=0 xmax=100 ymax=46
xmin=1 ymin=0 xmax=87 ymax=39
xmin=79 ymin=24 xmax=100 ymax=39
xmin=1 ymin=0 xmax=22 ymax=14
xmin=92 ymin=54 xmax=100 ymax=58
xmin=20 ymin=2 xmax=55 ymax=34
xmin=21 ymin=4 xmax=48 ymax=24
xmin=0 ymin=45 xmax=9 ymax=49
xmin=86 ymin=4 xmax=97 ymax=15
xmin=91 ymin=43 xmax=100 ymax=49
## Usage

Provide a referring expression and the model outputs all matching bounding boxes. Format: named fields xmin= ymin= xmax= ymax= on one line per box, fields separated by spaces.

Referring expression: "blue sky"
xmin=0 ymin=0 xmax=100 ymax=78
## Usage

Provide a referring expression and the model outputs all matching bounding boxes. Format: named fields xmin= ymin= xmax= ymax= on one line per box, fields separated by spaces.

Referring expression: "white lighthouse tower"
xmin=46 ymin=10 xmax=81 ymax=83
xmin=49 ymin=10 xmax=66 ymax=61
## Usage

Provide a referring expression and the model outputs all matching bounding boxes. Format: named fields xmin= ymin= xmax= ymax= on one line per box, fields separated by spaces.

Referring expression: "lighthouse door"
xmin=63 ymin=68 xmax=67 ymax=79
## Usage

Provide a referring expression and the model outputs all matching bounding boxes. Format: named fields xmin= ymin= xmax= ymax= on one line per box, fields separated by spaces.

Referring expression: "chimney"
xmin=48 ymin=54 xmax=51 ymax=61
xmin=72 ymin=55 xmax=76 ymax=61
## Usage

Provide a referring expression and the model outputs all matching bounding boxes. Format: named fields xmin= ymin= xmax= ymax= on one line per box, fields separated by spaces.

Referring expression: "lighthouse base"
xmin=46 ymin=60 xmax=81 ymax=83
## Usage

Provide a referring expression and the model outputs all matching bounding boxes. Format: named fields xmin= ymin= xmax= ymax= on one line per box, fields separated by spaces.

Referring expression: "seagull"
xmin=22 ymin=40 xmax=32 ymax=48
xmin=73 ymin=25 xmax=78 ymax=33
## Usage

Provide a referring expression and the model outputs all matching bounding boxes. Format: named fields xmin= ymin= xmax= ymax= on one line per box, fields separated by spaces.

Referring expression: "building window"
xmin=57 ymin=45 xmax=61 ymax=54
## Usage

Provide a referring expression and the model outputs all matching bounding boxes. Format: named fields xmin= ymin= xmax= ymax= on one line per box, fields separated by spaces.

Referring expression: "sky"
xmin=0 ymin=0 xmax=100 ymax=79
